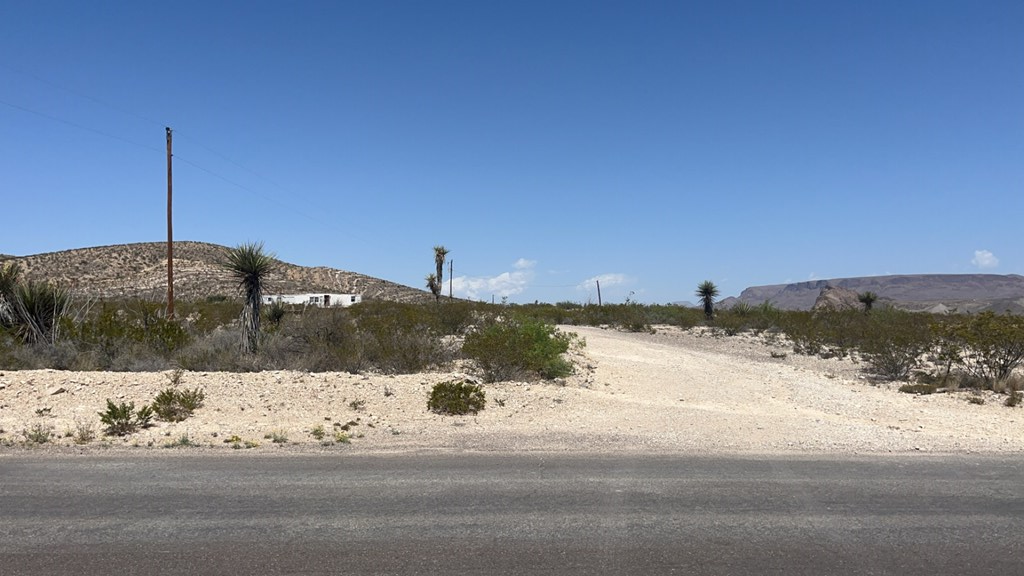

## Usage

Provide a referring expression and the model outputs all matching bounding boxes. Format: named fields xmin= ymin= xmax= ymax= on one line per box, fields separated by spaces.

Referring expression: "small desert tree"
xmin=696 ymin=280 xmax=719 ymax=321
xmin=858 ymin=291 xmax=878 ymax=314
xmin=425 ymin=245 xmax=449 ymax=302
xmin=223 ymin=242 xmax=277 ymax=354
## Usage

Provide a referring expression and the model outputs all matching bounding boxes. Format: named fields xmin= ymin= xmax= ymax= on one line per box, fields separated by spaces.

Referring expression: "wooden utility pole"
xmin=596 ymin=280 xmax=602 ymax=306
xmin=448 ymin=260 xmax=453 ymax=300
xmin=166 ymin=127 xmax=174 ymax=319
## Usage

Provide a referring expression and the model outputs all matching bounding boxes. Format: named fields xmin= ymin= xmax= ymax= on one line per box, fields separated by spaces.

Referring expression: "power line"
xmin=0 ymin=97 xmax=163 ymax=154
xmin=1 ymin=64 xmax=372 ymax=245
xmin=0 ymin=94 xmax=368 ymax=244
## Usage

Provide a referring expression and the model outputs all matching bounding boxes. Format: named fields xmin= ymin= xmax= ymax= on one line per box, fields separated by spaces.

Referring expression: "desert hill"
xmin=8 ymin=241 xmax=432 ymax=303
xmin=721 ymin=274 xmax=1024 ymax=313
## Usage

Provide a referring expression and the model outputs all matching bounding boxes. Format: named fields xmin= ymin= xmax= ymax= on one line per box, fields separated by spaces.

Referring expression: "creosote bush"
xmin=462 ymin=315 xmax=578 ymax=382
xmin=151 ymin=387 xmax=206 ymax=422
xmin=428 ymin=379 xmax=486 ymax=415
xmin=99 ymin=400 xmax=154 ymax=436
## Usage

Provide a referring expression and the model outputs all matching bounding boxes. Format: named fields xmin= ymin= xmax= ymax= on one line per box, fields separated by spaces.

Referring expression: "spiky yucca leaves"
xmin=223 ymin=242 xmax=277 ymax=354
xmin=10 ymin=280 xmax=71 ymax=344
xmin=0 ymin=261 xmax=21 ymax=327
xmin=858 ymin=291 xmax=878 ymax=313
xmin=696 ymin=280 xmax=720 ymax=322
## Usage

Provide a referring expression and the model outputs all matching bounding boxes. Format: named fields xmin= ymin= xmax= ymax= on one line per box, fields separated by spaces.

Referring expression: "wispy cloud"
xmin=971 ymin=250 xmax=999 ymax=269
xmin=451 ymin=259 xmax=536 ymax=299
xmin=577 ymin=273 xmax=629 ymax=291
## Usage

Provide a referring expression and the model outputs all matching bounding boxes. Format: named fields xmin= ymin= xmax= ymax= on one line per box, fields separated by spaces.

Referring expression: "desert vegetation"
xmin=2 ymin=276 xmax=1023 ymax=408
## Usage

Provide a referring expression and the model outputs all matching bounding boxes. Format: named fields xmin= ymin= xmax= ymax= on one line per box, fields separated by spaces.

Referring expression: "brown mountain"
xmin=721 ymin=274 xmax=1024 ymax=314
xmin=7 ymin=241 xmax=432 ymax=303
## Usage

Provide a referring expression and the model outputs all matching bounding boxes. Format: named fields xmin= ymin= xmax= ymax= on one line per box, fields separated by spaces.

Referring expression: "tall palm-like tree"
xmin=427 ymin=245 xmax=449 ymax=301
xmin=858 ymin=291 xmax=878 ymax=314
xmin=223 ymin=242 xmax=277 ymax=354
xmin=696 ymin=280 xmax=720 ymax=321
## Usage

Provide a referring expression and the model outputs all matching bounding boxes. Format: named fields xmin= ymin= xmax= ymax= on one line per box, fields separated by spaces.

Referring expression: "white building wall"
xmin=263 ymin=293 xmax=362 ymax=308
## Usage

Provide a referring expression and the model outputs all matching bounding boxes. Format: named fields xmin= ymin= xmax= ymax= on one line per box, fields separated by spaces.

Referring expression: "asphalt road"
xmin=1 ymin=452 xmax=1021 ymax=575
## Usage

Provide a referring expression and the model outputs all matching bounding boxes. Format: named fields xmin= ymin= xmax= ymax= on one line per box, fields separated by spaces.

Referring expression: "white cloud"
xmin=971 ymin=250 xmax=999 ymax=269
xmin=451 ymin=259 xmax=535 ymax=300
xmin=577 ymin=273 xmax=629 ymax=291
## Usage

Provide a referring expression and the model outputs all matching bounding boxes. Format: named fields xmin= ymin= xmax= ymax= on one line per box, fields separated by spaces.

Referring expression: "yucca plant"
xmin=696 ymin=280 xmax=720 ymax=322
xmin=426 ymin=245 xmax=449 ymax=302
xmin=858 ymin=291 xmax=878 ymax=313
xmin=0 ymin=261 xmax=19 ymax=327
xmin=223 ymin=242 xmax=277 ymax=354
xmin=10 ymin=279 xmax=72 ymax=344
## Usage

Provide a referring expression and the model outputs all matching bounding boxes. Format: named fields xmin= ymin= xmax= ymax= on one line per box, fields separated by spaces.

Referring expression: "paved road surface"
xmin=2 ymin=453 xmax=1021 ymax=575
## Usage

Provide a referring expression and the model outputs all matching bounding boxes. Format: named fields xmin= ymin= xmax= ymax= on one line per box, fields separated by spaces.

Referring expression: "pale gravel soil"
xmin=0 ymin=325 xmax=1020 ymax=455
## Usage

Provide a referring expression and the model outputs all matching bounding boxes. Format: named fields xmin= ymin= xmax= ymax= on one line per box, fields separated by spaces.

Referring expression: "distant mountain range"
xmin=719 ymin=274 xmax=1024 ymax=314
xmin=2 ymin=242 xmax=432 ymax=303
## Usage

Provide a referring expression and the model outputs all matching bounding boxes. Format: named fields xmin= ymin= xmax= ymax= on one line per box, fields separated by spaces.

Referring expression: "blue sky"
xmin=2 ymin=1 xmax=1021 ymax=304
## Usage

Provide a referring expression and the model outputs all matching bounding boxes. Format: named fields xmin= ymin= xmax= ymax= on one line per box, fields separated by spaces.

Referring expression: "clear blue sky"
xmin=2 ymin=1 xmax=1021 ymax=304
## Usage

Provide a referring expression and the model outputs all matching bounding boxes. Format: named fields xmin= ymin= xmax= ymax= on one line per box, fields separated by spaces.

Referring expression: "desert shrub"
xmin=175 ymin=328 xmax=251 ymax=372
xmin=349 ymin=301 xmax=448 ymax=373
xmin=151 ymin=387 xmax=206 ymax=422
xmin=264 ymin=300 xmax=287 ymax=329
xmin=462 ymin=315 xmax=577 ymax=382
xmin=898 ymin=383 xmax=938 ymax=395
xmin=430 ymin=300 xmax=477 ymax=335
xmin=0 ymin=340 xmax=79 ymax=370
xmin=428 ymin=379 xmax=486 ymax=415
xmin=62 ymin=303 xmax=190 ymax=370
xmin=859 ymin=309 xmax=935 ymax=381
xmin=285 ymin=308 xmax=360 ymax=372
xmin=99 ymin=399 xmax=154 ymax=436
xmin=932 ymin=312 xmax=1024 ymax=387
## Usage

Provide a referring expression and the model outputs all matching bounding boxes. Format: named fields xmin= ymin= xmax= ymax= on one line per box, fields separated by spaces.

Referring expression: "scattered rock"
xmin=47 ymin=386 xmax=67 ymax=396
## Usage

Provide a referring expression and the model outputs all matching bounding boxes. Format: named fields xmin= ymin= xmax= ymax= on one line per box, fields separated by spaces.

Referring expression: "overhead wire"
xmin=0 ymin=64 xmax=370 ymax=243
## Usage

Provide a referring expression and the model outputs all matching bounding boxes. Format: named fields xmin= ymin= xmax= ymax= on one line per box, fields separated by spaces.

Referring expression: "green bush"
xmin=99 ymin=399 xmax=154 ymax=436
xmin=462 ymin=315 xmax=577 ymax=382
xmin=151 ymin=387 xmax=206 ymax=422
xmin=932 ymin=312 xmax=1024 ymax=387
xmin=428 ymin=379 xmax=486 ymax=415
xmin=349 ymin=301 xmax=449 ymax=373
xmin=859 ymin=310 xmax=935 ymax=381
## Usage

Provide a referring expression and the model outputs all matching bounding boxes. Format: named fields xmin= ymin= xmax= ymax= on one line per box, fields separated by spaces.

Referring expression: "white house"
xmin=263 ymin=293 xmax=362 ymax=308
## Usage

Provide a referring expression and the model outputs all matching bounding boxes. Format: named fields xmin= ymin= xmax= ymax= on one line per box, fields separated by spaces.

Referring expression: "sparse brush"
xmin=310 ymin=425 xmax=326 ymax=440
xmin=23 ymin=423 xmax=53 ymax=444
xmin=74 ymin=420 xmax=96 ymax=444
xmin=165 ymin=433 xmax=198 ymax=448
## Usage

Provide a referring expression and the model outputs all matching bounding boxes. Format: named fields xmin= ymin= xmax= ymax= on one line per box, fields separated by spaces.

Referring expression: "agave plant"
xmin=223 ymin=242 xmax=277 ymax=354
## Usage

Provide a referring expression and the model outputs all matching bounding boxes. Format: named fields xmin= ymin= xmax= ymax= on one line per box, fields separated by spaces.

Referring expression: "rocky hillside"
xmin=722 ymin=274 xmax=1024 ymax=313
xmin=8 ymin=242 xmax=433 ymax=303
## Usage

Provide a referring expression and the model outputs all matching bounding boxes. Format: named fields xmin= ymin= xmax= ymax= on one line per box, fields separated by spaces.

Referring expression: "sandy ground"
xmin=0 ymin=325 xmax=1021 ymax=455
